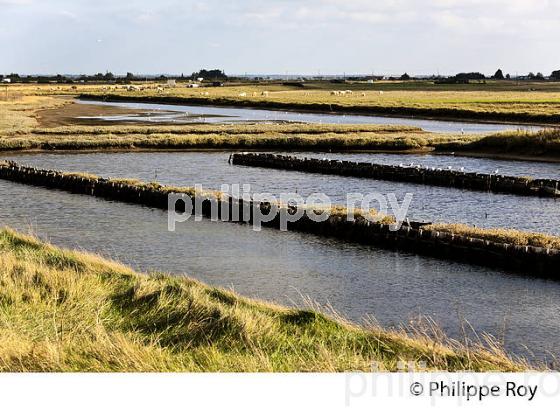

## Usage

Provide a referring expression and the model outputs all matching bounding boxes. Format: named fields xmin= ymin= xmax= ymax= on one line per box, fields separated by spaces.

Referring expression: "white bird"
xmin=494 ymin=169 xmax=499 ymax=174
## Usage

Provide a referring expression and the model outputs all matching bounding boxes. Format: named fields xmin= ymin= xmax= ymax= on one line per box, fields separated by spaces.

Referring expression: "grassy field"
xmin=6 ymin=80 xmax=560 ymax=123
xmin=76 ymin=80 xmax=560 ymax=124
xmin=0 ymin=227 xmax=529 ymax=372
xmin=3 ymin=86 xmax=560 ymax=159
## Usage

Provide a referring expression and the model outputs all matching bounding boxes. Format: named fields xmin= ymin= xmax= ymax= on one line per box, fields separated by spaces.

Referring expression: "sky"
xmin=1 ymin=0 xmax=559 ymax=76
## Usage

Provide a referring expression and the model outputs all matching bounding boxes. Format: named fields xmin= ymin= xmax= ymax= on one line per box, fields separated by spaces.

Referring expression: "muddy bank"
xmin=35 ymin=100 xmax=151 ymax=127
xmin=34 ymin=100 xmax=217 ymax=127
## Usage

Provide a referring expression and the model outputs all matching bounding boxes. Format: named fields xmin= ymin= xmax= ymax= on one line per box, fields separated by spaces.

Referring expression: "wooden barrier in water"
xmin=231 ymin=153 xmax=560 ymax=198
xmin=1 ymin=160 xmax=558 ymax=277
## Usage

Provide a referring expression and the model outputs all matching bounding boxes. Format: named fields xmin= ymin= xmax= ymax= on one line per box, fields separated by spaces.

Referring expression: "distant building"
xmin=197 ymin=77 xmax=204 ymax=82
xmin=1 ymin=78 xmax=11 ymax=83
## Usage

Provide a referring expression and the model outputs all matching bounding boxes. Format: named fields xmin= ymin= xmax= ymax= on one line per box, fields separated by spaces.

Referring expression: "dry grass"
xmin=429 ymin=224 xmax=560 ymax=249
xmin=439 ymin=128 xmax=560 ymax=158
xmin=0 ymin=131 xmax=475 ymax=152
xmin=0 ymin=95 xmax=69 ymax=134
xmin=0 ymin=227 xmax=531 ymax=372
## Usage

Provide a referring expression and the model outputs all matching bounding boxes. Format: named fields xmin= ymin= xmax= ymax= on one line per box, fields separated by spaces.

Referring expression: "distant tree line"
xmin=0 ymin=69 xmax=228 ymax=83
xmin=3 ymin=68 xmax=560 ymax=83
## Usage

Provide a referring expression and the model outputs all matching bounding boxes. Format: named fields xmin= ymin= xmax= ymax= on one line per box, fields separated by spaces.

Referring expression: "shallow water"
xmin=5 ymin=151 xmax=560 ymax=235
xmin=78 ymin=99 xmax=541 ymax=134
xmin=1 ymin=177 xmax=560 ymax=363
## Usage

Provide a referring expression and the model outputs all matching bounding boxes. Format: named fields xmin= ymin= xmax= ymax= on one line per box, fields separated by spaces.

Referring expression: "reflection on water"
xmin=1 ymin=178 xmax=560 ymax=363
xmin=5 ymin=151 xmax=560 ymax=235
xmin=78 ymin=99 xmax=541 ymax=134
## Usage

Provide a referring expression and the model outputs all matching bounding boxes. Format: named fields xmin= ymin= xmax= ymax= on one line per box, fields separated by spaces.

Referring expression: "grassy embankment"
xmin=436 ymin=128 xmax=560 ymax=159
xmin=0 ymin=227 xmax=530 ymax=371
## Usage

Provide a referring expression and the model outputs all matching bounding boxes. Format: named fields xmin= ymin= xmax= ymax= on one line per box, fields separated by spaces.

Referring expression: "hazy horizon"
xmin=2 ymin=0 xmax=559 ymax=76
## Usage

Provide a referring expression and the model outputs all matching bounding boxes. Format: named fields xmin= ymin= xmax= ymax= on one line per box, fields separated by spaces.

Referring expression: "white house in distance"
xmin=1 ymin=78 xmax=11 ymax=83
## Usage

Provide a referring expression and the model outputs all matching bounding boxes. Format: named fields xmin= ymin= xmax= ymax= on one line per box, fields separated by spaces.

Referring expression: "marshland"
xmin=1 ymin=81 xmax=560 ymax=371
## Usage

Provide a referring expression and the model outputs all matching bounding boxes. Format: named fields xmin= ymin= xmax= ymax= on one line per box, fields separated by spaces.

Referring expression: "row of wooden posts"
xmin=231 ymin=153 xmax=560 ymax=198
xmin=1 ymin=160 xmax=558 ymax=277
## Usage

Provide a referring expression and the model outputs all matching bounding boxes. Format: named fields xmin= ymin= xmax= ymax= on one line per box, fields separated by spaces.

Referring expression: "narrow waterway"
xmin=78 ymin=99 xmax=542 ymax=134
xmin=5 ymin=151 xmax=559 ymax=235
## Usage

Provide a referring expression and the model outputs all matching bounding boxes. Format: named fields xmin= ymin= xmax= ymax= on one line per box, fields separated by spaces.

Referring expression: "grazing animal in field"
xmin=239 ymin=92 xmax=247 ymax=97
xmin=379 ymin=91 xmax=384 ymax=95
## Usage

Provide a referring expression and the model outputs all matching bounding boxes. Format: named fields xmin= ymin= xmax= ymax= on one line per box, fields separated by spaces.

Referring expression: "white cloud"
xmin=3 ymin=0 xmax=560 ymax=74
